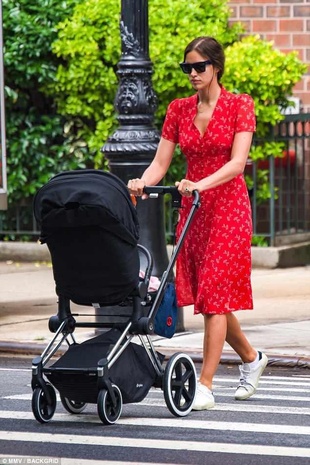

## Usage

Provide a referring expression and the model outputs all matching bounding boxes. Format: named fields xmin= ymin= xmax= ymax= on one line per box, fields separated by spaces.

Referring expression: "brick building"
xmin=229 ymin=0 xmax=310 ymax=112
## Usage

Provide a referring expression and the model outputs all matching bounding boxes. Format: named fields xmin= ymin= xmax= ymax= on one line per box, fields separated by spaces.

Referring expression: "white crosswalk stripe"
xmin=1 ymin=430 xmax=310 ymax=458
xmin=1 ymin=373 xmax=310 ymax=463
xmin=2 ymin=397 xmax=310 ymax=416
xmin=0 ymin=410 xmax=310 ymax=436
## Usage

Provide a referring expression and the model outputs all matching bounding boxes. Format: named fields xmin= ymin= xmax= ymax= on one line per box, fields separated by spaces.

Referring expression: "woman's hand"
xmin=175 ymin=179 xmax=199 ymax=197
xmin=127 ymin=178 xmax=146 ymax=197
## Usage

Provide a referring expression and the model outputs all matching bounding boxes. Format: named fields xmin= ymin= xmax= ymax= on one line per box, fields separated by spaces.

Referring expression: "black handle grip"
xmin=143 ymin=186 xmax=182 ymax=208
xmin=143 ymin=185 xmax=200 ymax=208
xmin=143 ymin=185 xmax=178 ymax=195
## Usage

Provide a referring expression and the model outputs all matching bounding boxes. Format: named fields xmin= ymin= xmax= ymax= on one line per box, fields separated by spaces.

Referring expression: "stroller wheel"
xmin=97 ymin=384 xmax=123 ymax=425
xmin=163 ymin=352 xmax=197 ymax=417
xmin=32 ymin=382 xmax=57 ymax=423
xmin=60 ymin=395 xmax=87 ymax=414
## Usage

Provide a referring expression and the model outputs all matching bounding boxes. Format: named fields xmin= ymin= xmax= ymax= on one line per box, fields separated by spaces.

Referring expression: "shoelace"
xmin=238 ymin=366 xmax=251 ymax=385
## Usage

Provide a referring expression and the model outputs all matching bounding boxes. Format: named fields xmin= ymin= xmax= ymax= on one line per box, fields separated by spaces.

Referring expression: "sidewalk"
xmin=0 ymin=260 xmax=309 ymax=367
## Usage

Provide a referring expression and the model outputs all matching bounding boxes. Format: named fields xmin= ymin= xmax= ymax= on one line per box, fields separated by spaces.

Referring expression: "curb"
xmin=251 ymin=241 xmax=310 ymax=268
xmin=1 ymin=341 xmax=309 ymax=369
xmin=2 ymin=241 xmax=310 ymax=268
xmin=0 ymin=242 xmax=51 ymax=262
xmin=158 ymin=347 xmax=310 ymax=369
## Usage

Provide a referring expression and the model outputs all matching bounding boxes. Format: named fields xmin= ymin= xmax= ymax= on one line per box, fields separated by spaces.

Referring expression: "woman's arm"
xmin=177 ymin=131 xmax=253 ymax=195
xmin=128 ymin=137 xmax=176 ymax=196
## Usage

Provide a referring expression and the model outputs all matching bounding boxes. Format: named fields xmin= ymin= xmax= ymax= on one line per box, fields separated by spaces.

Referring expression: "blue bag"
xmin=154 ymin=282 xmax=178 ymax=339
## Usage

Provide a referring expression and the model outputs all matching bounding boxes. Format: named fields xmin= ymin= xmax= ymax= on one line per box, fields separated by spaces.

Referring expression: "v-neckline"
xmin=192 ymin=88 xmax=222 ymax=138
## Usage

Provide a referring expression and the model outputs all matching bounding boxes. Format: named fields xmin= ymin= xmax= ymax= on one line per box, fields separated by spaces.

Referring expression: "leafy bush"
xmin=3 ymin=0 xmax=85 ymax=201
xmin=223 ymin=35 xmax=307 ymax=136
xmin=222 ymin=35 xmax=307 ymax=204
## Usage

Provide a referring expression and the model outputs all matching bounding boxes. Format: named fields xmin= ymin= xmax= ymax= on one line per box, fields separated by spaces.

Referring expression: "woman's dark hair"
xmin=184 ymin=36 xmax=225 ymax=82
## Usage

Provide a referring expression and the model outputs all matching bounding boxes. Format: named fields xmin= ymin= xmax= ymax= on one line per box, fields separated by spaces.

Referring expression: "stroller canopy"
xmin=33 ymin=170 xmax=140 ymax=305
xmin=34 ymin=169 xmax=139 ymax=245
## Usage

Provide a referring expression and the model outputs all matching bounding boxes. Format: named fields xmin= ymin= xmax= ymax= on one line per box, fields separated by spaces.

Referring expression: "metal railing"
xmin=248 ymin=113 xmax=310 ymax=246
xmin=1 ymin=114 xmax=309 ymax=246
xmin=0 ymin=201 xmax=39 ymax=240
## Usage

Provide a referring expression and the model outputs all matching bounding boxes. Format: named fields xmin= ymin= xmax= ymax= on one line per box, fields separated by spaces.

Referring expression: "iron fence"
xmin=1 ymin=114 xmax=309 ymax=246
xmin=248 ymin=113 xmax=310 ymax=246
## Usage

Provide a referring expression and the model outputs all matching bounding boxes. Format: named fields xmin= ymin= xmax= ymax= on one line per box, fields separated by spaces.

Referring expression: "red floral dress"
xmin=161 ymin=87 xmax=256 ymax=315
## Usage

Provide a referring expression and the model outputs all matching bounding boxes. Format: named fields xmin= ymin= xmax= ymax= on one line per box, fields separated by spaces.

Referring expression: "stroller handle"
xmin=144 ymin=185 xmax=200 ymax=208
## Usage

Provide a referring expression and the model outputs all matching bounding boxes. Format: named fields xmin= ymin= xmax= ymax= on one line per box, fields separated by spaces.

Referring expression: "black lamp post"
xmin=102 ymin=0 xmax=169 ymax=279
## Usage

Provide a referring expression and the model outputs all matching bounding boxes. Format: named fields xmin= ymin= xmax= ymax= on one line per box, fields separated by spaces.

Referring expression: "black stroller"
xmin=31 ymin=169 xmax=200 ymax=425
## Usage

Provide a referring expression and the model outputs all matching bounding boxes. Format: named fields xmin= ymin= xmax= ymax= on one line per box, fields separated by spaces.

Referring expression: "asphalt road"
xmin=0 ymin=356 xmax=309 ymax=465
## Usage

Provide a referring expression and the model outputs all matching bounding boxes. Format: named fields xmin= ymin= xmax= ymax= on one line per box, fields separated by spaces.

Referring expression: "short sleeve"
xmin=235 ymin=94 xmax=256 ymax=133
xmin=161 ymin=99 xmax=180 ymax=143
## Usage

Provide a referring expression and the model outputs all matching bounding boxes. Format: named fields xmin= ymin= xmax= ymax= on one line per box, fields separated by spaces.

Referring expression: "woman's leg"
xmin=197 ymin=312 xmax=267 ymax=405
xmin=199 ymin=314 xmax=227 ymax=390
xmin=199 ymin=312 xmax=257 ymax=389
xmin=225 ymin=312 xmax=257 ymax=362
xmin=226 ymin=312 xmax=268 ymax=400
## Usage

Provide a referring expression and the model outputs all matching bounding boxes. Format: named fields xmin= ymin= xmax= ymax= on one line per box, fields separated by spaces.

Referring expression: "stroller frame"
xmin=31 ymin=173 xmax=200 ymax=425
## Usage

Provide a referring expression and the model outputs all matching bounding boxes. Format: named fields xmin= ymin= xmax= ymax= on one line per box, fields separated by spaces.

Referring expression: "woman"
xmin=128 ymin=36 xmax=268 ymax=410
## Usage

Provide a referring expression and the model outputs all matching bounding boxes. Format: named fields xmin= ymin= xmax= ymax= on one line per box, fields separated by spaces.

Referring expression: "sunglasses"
xmin=179 ymin=60 xmax=212 ymax=74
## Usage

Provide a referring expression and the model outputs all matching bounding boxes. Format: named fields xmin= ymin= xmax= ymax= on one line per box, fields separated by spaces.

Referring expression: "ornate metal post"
xmin=103 ymin=0 xmax=169 ymax=278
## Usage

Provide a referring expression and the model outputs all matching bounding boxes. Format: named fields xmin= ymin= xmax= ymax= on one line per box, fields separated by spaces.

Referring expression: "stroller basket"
xmin=31 ymin=169 xmax=200 ymax=425
xmin=45 ymin=329 xmax=163 ymax=404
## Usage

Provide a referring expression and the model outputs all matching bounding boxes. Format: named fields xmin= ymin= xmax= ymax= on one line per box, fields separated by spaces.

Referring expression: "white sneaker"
xmin=235 ymin=352 xmax=268 ymax=400
xmin=192 ymin=382 xmax=215 ymax=410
